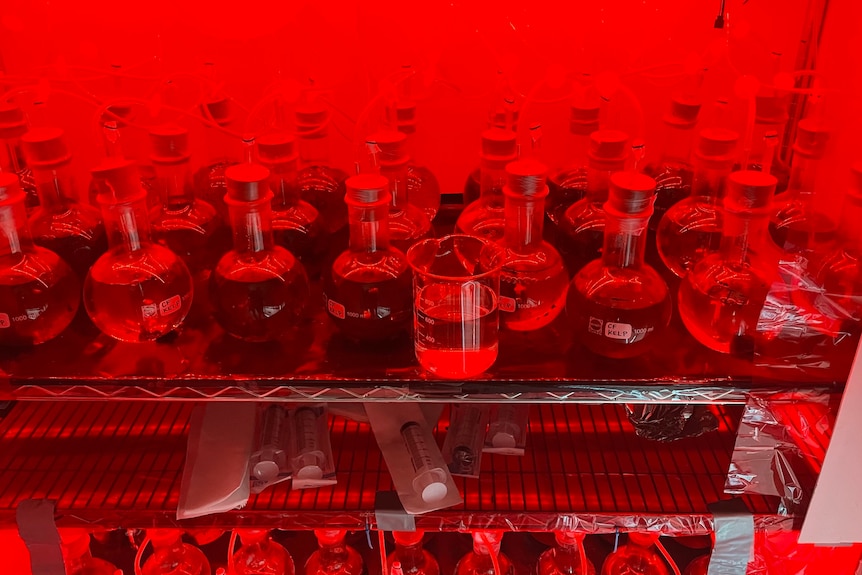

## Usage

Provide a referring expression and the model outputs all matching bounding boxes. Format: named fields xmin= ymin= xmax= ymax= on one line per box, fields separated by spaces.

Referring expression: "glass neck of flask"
xmin=720 ymin=209 xmax=770 ymax=265
xmin=601 ymin=214 xmax=649 ymax=269
xmin=0 ymin=198 xmax=33 ymax=257
xmin=268 ymin=161 xmax=300 ymax=209
xmin=786 ymin=155 xmax=820 ymax=199
xmin=33 ymin=163 xmax=76 ymax=211
xmin=229 ymin=199 xmax=275 ymax=255
xmin=154 ymin=161 xmax=195 ymax=210
xmin=504 ymin=195 xmax=545 ymax=252
xmin=584 ymin=166 xmax=617 ymax=202
xmin=750 ymin=122 xmax=785 ymax=164
xmin=660 ymin=124 xmax=694 ymax=164
xmin=691 ymin=160 xmax=733 ymax=204
xmin=0 ymin=139 xmax=24 ymax=173
xmin=381 ymin=163 xmax=409 ymax=210
xmin=479 ymin=161 xmax=507 ymax=208
xmin=299 ymin=132 xmax=330 ymax=166
xmin=101 ymin=195 xmax=152 ymax=253
xmin=348 ymin=204 xmax=391 ymax=253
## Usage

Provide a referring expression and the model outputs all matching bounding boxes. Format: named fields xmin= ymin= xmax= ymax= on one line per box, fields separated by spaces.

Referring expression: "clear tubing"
xmin=400 ymin=421 xmax=448 ymax=503
xmin=477 ymin=532 xmax=502 ymax=575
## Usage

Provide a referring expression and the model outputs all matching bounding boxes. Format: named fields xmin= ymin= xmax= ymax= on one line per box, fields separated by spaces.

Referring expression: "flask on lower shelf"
xmin=0 ymin=173 xmax=80 ymax=345
xmin=387 ymin=531 xmax=440 ymax=575
xmin=683 ymin=555 xmax=709 ymax=575
xmin=323 ymin=174 xmax=413 ymax=342
xmin=455 ymin=531 xmax=515 ymax=575
xmin=86 ymin=159 xmax=193 ymax=342
xmin=567 ymin=172 xmax=671 ymax=358
xmin=601 ymin=533 xmax=669 ymax=575
xmin=143 ymin=529 xmax=212 ymax=575
xmin=537 ymin=531 xmax=595 ymax=575
xmin=231 ymin=529 xmax=295 ymax=575
xmin=60 ymin=529 xmax=119 ymax=575
xmin=210 ymin=163 xmax=310 ymax=342
xmin=305 ymin=530 xmax=364 ymax=575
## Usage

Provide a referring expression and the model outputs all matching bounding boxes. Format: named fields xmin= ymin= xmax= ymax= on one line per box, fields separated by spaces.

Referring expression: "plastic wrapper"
xmin=484 ymin=404 xmax=529 ymax=456
xmin=724 ymin=393 xmax=834 ymax=515
xmin=288 ymin=405 xmax=337 ymax=489
xmin=624 ymin=404 xmax=719 ymax=442
xmin=442 ymin=404 xmax=489 ymax=477
xmin=755 ymin=257 xmax=860 ymax=378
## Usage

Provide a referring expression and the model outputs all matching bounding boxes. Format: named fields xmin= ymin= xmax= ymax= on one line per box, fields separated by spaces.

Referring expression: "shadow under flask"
xmin=210 ymin=163 xmax=310 ymax=342
xmin=257 ymin=131 xmax=324 ymax=268
xmin=456 ymin=128 xmax=519 ymax=241
xmin=656 ymin=128 xmax=739 ymax=279
xmin=567 ymin=172 xmax=671 ymax=358
xmin=143 ymin=529 xmax=211 ymax=575
xmin=367 ymin=130 xmax=432 ymax=252
xmin=557 ymin=130 xmax=630 ymax=275
xmin=0 ymin=173 xmax=79 ymax=345
xmin=148 ymin=124 xmax=227 ymax=277
xmin=546 ymin=100 xmax=600 ymax=228
xmin=499 ymin=159 xmax=568 ymax=331
xmin=305 ymin=529 xmax=364 ymax=575
xmin=85 ymin=159 xmax=193 ymax=342
xmin=323 ymin=174 xmax=412 ymax=342
xmin=677 ymin=170 xmax=779 ymax=354
xmin=231 ymin=528 xmax=296 ymax=575
xmin=601 ymin=533 xmax=670 ymax=575
xmin=388 ymin=531 xmax=440 ymax=575
xmin=0 ymin=103 xmax=39 ymax=212
xmin=22 ymin=127 xmax=107 ymax=280
xmin=454 ymin=531 xmax=515 ymax=575
xmin=769 ymin=119 xmax=836 ymax=256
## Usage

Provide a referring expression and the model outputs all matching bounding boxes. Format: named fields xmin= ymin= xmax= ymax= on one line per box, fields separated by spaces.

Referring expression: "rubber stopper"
xmin=295 ymin=103 xmax=329 ymax=135
xmin=588 ymin=129 xmax=629 ymax=163
xmin=393 ymin=530 xmax=425 ymax=547
xmin=481 ymin=128 xmax=518 ymax=159
xmin=203 ymin=96 xmax=232 ymax=125
xmin=607 ymin=172 xmax=657 ymax=214
xmin=726 ymin=170 xmax=777 ymax=210
xmin=505 ymin=158 xmax=548 ymax=197
xmin=664 ymin=94 xmax=701 ymax=128
xmin=489 ymin=106 xmax=519 ymax=130
xmin=257 ymin=131 xmax=298 ymax=164
xmin=396 ymin=103 xmax=417 ymax=134
xmin=345 ymin=174 xmax=390 ymax=207
xmin=628 ymin=532 xmax=660 ymax=547
xmin=696 ymin=128 xmax=739 ymax=159
xmin=368 ymin=130 xmax=408 ymax=163
xmin=0 ymin=172 xmax=24 ymax=203
xmin=554 ymin=531 xmax=581 ymax=548
xmin=754 ymin=94 xmax=790 ymax=124
xmin=237 ymin=529 xmax=270 ymax=545
xmin=149 ymin=124 xmax=190 ymax=164
xmin=792 ymin=119 xmax=830 ymax=158
xmin=21 ymin=127 xmax=71 ymax=168
xmin=0 ymin=103 xmax=27 ymax=139
xmin=314 ymin=529 xmax=346 ymax=546
xmin=90 ymin=158 xmax=142 ymax=203
xmin=226 ymin=163 xmax=271 ymax=201
xmin=570 ymin=100 xmax=600 ymax=135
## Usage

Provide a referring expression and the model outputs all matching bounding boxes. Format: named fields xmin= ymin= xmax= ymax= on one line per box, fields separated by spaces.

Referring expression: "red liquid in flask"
xmin=324 ymin=174 xmax=413 ymax=342
xmin=0 ymin=173 xmax=79 ymax=345
xmin=210 ymin=163 xmax=310 ymax=342
xmin=231 ymin=529 xmax=296 ymax=575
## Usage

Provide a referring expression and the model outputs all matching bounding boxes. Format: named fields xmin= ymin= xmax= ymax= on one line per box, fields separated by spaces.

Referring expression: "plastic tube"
xmin=134 ymin=535 xmax=151 ymax=575
xmin=227 ymin=529 xmax=239 ymax=570
xmin=734 ymin=75 xmax=761 ymax=171
xmin=655 ymin=538 xmax=681 ymax=575
xmin=478 ymin=532 xmax=502 ymax=575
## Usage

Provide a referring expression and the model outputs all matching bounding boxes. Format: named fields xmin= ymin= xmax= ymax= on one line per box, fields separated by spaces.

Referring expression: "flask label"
xmin=325 ymin=296 xmax=346 ymax=319
xmin=499 ymin=296 xmax=516 ymax=313
xmin=0 ymin=313 xmax=9 ymax=329
xmin=159 ymin=295 xmax=182 ymax=316
xmin=604 ymin=322 xmax=633 ymax=340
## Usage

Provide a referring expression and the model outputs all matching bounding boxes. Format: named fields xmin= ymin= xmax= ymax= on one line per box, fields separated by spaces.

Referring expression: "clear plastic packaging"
xmin=568 ymin=172 xmax=672 ymax=358
xmin=305 ymin=530 xmax=363 ymax=575
xmin=484 ymin=404 xmax=529 ymax=455
xmin=210 ymin=163 xmax=310 ymax=342
xmin=288 ymin=406 xmax=336 ymax=489
xmin=499 ymin=159 xmax=569 ymax=331
xmin=323 ymin=174 xmax=412 ymax=342
xmin=251 ymin=405 xmax=289 ymax=484
xmin=442 ymin=404 xmax=489 ymax=477
xmin=22 ymin=127 xmax=107 ymax=280
xmin=85 ymin=159 xmax=193 ymax=342
xmin=0 ymin=173 xmax=79 ymax=345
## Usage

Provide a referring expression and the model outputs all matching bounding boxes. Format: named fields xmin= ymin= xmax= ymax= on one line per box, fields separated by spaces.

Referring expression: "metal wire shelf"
xmin=0 ymin=401 xmax=812 ymax=533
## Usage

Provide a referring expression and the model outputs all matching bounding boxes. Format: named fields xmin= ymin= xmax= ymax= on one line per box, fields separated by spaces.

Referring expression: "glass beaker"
xmin=406 ymin=234 xmax=505 ymax=379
